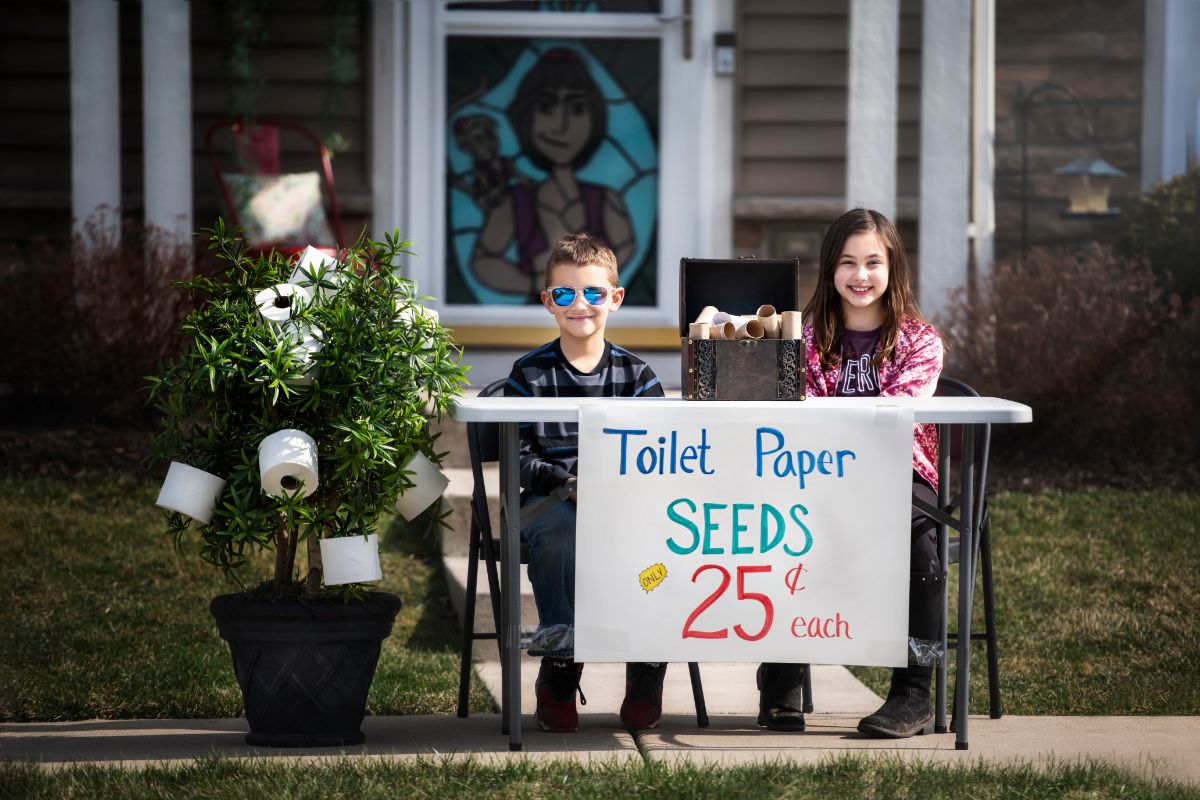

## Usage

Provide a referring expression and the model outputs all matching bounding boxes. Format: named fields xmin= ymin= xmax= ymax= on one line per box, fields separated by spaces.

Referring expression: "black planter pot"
xmin=210 ymin=591 xmax=402 ymax=747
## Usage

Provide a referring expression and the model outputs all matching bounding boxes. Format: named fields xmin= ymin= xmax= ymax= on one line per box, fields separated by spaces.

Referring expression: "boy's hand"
xmin=565 ymin=477 xmax=578 ymax=503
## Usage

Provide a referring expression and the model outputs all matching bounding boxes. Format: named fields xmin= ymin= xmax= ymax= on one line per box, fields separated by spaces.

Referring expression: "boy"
xmin=504 ymin=233 xmax=666 ymax=733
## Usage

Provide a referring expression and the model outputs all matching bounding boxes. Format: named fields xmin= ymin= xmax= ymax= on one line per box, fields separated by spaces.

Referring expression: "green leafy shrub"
xmin=1116 ymin=166 xmax=1200 ymax=301
xmin=939 ymin=244 xmax=1200 ymax=472
xmin=146 ymin=222 xmax=468 ymax=597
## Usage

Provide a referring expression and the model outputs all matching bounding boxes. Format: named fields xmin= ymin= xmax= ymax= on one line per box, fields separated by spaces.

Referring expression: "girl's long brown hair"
xmin=803 ymin=208 xmax=923 ymax=369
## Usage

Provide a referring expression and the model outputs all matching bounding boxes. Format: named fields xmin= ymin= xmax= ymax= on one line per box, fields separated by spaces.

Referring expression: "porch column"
xmin=142 ymin=0 xmax=193 ymax=246
xmin=971 ymin=0 xmax=996 ymax=284
xmin=917 ymin=0 xmax=971 ymax=320
xmin=70 ymin=0 xmax=121 ymax=244
xmin=846 ymin=0 xmax=899 ymax=220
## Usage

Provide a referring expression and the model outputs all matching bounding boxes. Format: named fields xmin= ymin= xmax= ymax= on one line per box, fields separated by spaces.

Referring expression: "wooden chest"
xmin=679 ymin=258 xmax=806 ymax=401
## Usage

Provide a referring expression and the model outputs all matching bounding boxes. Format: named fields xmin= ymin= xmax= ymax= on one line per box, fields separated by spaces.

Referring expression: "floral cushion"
xmin=223 ymin=171 xmax=334 ymax=247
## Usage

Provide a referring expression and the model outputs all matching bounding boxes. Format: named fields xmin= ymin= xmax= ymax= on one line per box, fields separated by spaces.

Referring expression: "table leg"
xmin=935 ymin=423 xmax=951 ymax=734
xmin=954 ymin=425 xmax=976 ymax=750
xmin=499 ymin=421 xmax=523 ymax=751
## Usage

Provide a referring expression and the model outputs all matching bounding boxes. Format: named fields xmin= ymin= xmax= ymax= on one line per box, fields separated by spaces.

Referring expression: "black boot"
xmin=857 ymin=665 xmax=934 ymax=738
xmin=857 ymin=569 xmax=944 ymax=739
xmin=756 ymin=662 xmax=807 ymax=731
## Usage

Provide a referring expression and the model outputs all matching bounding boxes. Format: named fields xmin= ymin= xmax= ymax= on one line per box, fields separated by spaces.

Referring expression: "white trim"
xmin=370 ymin=1 xmax=406 ymax=239
xmin=917 ymin=0 xmax=971 ymax=320
xmin=1142 ymin=0 xmax=1200 ymax=187
xmin=970 ymin=0 xmax=995 ymax=282
xmin=142 ymin=0 xmax=192 ymax=244
xmin=846 ymin=0 xmax=899 ymax=220
xmin=693 ymin=0 xmax=735 ymax=259
xmin=69 ymin=0 xmax=121 ymax=242
xmin=404 ymin=0 xmax=694 ymax=329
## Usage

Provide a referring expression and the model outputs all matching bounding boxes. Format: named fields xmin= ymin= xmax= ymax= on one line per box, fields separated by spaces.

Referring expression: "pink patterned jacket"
xmin=803 ymin=316 xmax=943 ymax=490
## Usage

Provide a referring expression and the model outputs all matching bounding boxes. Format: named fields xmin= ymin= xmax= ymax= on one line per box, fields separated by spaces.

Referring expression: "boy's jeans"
xmin=520 ymin=493 xmax=576 ymax=658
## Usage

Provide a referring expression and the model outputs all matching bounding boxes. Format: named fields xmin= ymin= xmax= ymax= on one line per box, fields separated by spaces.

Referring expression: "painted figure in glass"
xmin=470 ymin=49 xmax=634 ymax=298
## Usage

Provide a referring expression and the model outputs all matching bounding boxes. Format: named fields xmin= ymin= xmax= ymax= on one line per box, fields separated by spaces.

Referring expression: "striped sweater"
xmin=803 ymin=316 xmax=944 ymax=490
xmin=504 ymin=338 xmax=664 ymax=495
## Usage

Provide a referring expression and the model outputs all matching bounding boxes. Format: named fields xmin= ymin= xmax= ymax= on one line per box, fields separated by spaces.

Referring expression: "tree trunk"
xmin=304 ymin=532 xmax=323 ymax=598
xmin=273 ymin=512 xmax=290 ymax=590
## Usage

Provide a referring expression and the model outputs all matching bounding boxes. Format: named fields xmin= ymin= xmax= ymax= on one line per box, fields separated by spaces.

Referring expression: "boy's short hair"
xmin=545 ymin=233 xmax=619 ymax=287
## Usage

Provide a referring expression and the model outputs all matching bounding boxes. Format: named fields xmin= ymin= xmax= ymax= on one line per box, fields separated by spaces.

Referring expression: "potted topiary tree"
xmin=147 ymin=222 xmax=468 ymax=746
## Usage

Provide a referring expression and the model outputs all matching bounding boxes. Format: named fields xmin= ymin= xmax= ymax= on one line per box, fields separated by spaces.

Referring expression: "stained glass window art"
xmin=446 ymin=37 xmax=660 ymax=306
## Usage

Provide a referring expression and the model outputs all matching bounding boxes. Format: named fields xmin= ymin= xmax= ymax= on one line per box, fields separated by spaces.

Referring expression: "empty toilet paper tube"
xmin=781 ymin=310 xmax=803 ymax=339
xmin=255 ymin=284 xmax=313 ymax=326
xmin=756 ymin=305 xmax=781 ymax=339
xmin=259 ymin=428 xmax=319 ymax=498
xmin=692 ymin=305 xmax=719 ymax=326
xmin=688 ymin=322 xmax=710 ymax=339
xmin=735 ymin=318 xmax=765 ymax=339
xmin=709 ymin=321 xmax=735 ymax=340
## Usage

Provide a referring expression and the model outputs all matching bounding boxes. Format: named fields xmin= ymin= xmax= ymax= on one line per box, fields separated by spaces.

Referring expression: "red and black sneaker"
xmin=620 ymin=662 xmax=667 ymax=730
xmin=534 ymin=657 xmax=586 ymax=732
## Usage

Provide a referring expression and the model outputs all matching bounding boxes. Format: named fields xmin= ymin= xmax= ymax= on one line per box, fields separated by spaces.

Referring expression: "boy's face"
xmin=540 ymin=261 xmax=624 ymax=343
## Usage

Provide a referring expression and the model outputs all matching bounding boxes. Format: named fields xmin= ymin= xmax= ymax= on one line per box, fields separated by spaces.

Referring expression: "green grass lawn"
xmin=1 ymin=474 xmax=1197 ymax=720
xmin=0 ymin=472 xmax=493 ymax=721
xmin=3 ymin=474 xmax=1199 ymax=797
xmin=849 ymin=487 xmax=1200 ymax=715
xmin=3 ymin=754 xmax=1198 ymax=799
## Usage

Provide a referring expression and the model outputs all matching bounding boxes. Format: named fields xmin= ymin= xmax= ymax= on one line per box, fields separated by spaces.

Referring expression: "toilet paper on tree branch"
xmin=259 ymin=429 xmax=319 ymax=498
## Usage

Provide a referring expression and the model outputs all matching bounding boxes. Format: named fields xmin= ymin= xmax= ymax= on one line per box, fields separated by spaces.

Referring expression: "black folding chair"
xmin=456 ymin=379 xmax=710 ymax=728
xmin=797 ymin=376 xmax=1001 ymax=725
xmin=932 ymin=375 xmax=1002 ymax=725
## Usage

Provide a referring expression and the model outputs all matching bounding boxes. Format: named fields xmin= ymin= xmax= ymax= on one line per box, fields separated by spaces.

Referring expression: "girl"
xmin=756 ymin=208 xmax=945 ymax=739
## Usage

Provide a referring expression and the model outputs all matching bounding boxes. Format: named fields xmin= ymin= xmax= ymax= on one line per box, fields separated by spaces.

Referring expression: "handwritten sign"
xmin=574 ymin=404 xmax=914 ymax=667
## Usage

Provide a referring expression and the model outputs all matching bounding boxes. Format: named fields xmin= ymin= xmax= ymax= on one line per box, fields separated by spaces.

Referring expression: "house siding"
xmin=0 ymin=0 xmax=370 ymax=246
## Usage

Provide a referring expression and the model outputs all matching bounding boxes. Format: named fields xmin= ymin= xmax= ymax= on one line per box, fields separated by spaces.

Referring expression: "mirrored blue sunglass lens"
xmin=551 ymin=288 xmax=576 ymax=306
xmin=582 ymin=287 xmax=606 ymax=304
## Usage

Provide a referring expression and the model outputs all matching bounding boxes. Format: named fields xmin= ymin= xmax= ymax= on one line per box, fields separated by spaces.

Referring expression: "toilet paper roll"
xmin=687 ymin=322 xmax=710 ymax=340
xmin=280 ymin=322 xmax=323 ymax=386
xmin=290 ymin=246 xmax=346 ymax=301
xmin=320 ymin=534 xmax=383 ymax=586
xmin=290 ymin=245 xmax=335 ymax=283
xmin=156 ymin=461 xmax=226 ymax=524
xmin=781 ymin=310 xmax=803 ymax=340
xmin=756 ymin=305 xmax=780 ymax=339
xmin=395 ymin=451 xmax=450 ymax=521
xmin=255 ymin=284 xmax=313 ymax=325
xmin=692 ymin=305 xmax=719 ymax=325
xmin=259 ymin=429 xmax=319 ymax=498
xmin=709 ymin=321 xmax=735 ymax=340
xmin=735 ymin=318 xmax=765 ymax=340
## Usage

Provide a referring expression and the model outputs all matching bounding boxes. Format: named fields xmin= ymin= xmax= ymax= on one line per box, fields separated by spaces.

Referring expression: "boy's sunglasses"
xmin=548 ymin=286 xmax=614 ymax=307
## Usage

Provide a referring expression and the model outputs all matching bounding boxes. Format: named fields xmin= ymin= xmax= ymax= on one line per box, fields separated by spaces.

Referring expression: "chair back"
xmin=466 ymin=379 xmax=509 ymax=542
xmin=203 ymin=117 xmax=346 ymax=250
xmin=933 ymin=376 xmax=991 ymax=533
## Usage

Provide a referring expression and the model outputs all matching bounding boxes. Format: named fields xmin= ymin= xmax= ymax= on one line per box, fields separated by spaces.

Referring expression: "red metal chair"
xmin=205 ymin=118 xmax=347 ymax=257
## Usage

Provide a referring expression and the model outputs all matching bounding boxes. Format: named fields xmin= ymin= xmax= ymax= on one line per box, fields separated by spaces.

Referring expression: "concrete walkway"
xmin=4 ymin=713 xmax=1198 ymax=786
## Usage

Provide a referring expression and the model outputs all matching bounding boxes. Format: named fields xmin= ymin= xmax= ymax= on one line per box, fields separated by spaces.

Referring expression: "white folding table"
xmin=451 ymin=395 xmax=1032 ymax=751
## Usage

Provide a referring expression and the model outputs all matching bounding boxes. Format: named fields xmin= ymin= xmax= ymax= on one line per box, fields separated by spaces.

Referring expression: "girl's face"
xmin=532 ymin=87 xmax=593 ymax=166
xmin=833 ymin=231 xmax=890 ymax=327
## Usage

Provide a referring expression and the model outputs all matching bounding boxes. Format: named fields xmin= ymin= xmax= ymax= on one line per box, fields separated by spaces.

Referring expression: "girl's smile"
xmin=834 ymin=231 xmax=890 ymax=329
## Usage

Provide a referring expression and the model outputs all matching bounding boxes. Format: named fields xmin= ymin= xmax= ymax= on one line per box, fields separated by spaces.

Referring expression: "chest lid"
xmin=678 ymin=257 xmax=802 ymax=336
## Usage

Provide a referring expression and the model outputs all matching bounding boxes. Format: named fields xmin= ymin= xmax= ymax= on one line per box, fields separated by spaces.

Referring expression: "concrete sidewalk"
xmin=3 ymin=713 xmax=1197 ymax=786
